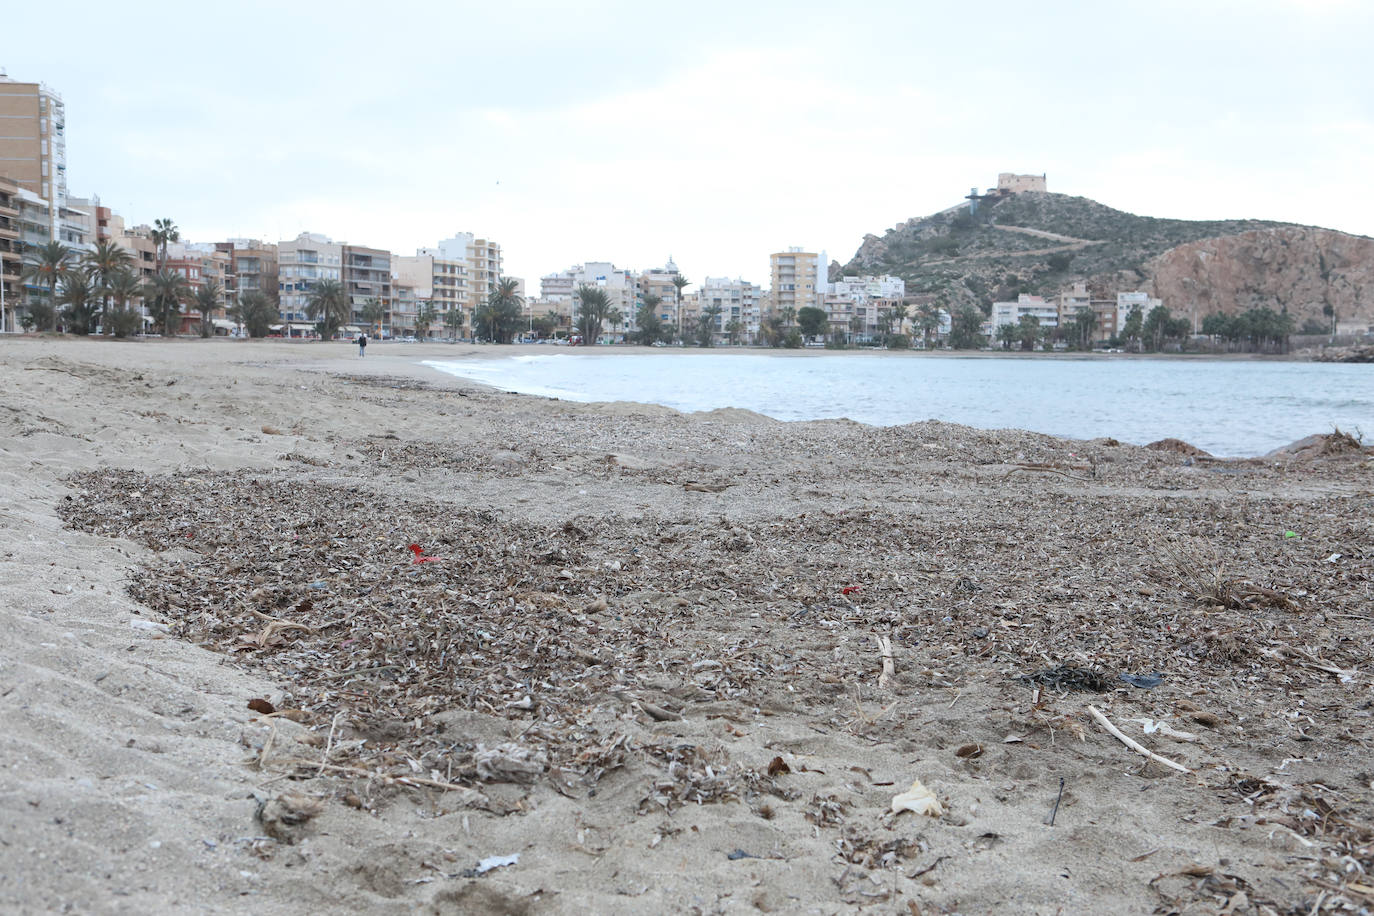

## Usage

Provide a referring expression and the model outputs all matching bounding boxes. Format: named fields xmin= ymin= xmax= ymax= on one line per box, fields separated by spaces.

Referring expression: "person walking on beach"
xmin=358 ymin=333 xmax=367 ymax=357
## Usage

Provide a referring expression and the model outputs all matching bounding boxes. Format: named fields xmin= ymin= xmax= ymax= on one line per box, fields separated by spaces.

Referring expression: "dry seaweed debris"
xmin=57 ymin=466 xmax=1372 ymax=815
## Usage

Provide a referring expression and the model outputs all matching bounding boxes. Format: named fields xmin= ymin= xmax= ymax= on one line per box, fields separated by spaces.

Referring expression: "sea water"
xmin=424 ymin=352 xmax=1372 ymax=457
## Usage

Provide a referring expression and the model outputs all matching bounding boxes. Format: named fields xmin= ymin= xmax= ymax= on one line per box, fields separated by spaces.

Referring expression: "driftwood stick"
xmin=282 ymin=758 xmax=485 ymax=800
xmin=876 ymin=635 xmax=894 ymax=690
xmin=1088 ymin=705 xmax=1191 ymax=773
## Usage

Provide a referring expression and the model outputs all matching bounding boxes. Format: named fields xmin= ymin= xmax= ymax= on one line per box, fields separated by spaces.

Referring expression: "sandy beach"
xmin=1 ymin=336 xmax=1371 ymax=915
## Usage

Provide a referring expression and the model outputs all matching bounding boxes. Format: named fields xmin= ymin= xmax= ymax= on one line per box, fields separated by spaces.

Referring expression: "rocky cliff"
xmin=841 ymin=192 xmax=1374 ymax=327
xmin=1141 ymin=227 xmax=1374 ymax=324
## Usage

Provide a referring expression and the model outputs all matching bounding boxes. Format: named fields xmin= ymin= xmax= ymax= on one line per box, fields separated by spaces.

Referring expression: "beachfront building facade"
xmin=696 ymin=276 xmax=763 ymax=344
xmin=395 ymin=246 xmax=470 ymax=335
xmin=1116 ymin=291 xmax=1162 ymax=335
xmin=0 ymin=177 xmax=19 ymax=332
xmin=0 ymin=73 xmax=66 ymax=242
xmin=769 ymin=248 xmax=822 ymax=318
xmin=341 ymin=243 xmax=392 ymax=329
xmin=541 ymin=261 xmax=640 ymax=340
xmin=638 ymin=260 xmax=684 ymax=333
xmin=992 ymin=294 xmax=1058 ymax=330
xmin=824 ymin=274 xmax=907 ymax=341
xmin=279 ymin=233 xmax=342 ymax=331
xmin=214 ymin=240 xmax=280 ymax=310
xmin=432 ymin=233 xmax=501 ymax=313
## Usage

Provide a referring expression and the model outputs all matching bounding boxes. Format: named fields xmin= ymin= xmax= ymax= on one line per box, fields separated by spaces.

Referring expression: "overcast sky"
xmin=6 ymin=0 xmax=1371 ymax=286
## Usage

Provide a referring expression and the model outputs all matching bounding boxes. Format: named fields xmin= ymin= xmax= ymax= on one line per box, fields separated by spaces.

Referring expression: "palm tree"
xmin=574 ymin=285 xmax=612 ymax=344
xmin=724 ymin=317 xmax=744 ymax=346
xmin=916 ymin=303 xmax=940 ymax=348
xmin=20 ymin=241 xmax=72 ymax=332
xmin=361 ymin=297 xmax=386 ymax=337
xmin=82 ymin=241 xmax=135 ymax=334
xmin=146 ymin=270 xmax=191 ymax=336
xmin=150 ymin=218 xmax=179 ymax=272
xmin=481 ymin=278 xmax=524 ymax=343
xmin=57 ymin=269 xmax=98 ymax=335
xmin=106 ymin=268 xmax=145 ymax=338
xmin=414 ymin=302 xmax=438 ymax=340
xmin=232 ymin=291 xmax=277 ymax=338
xmin=305 ymin=278 xmax=349 ymax=340
xmin=636 ymin=293 xmax=664 ymax=345
xmin=443 ymin=307 xmax=463 ymax=340
xmin=194 ymin=278 xmax=223 ymax=337
xmin=671 ymin=274 xmax=690 ymax=339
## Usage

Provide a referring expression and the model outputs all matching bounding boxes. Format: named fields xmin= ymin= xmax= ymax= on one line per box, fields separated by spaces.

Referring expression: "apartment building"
xmin=1116 ymin=291 xmax=1162 ymax=335
xmin=1055 ymin=282 xmax=1120 ymax=343
xmin=0 ymin=177 xmax=19 ymax=332
xmin=541 ymin=262 xmax=639 ymax=337
xmin=110 ymin=218 xmax=159 ymax=282
xmin=394 ymin=246 xmax=469 ymax=326
xmin=278 ymin=232 xmax=342 ymax=328
xmin=434 ymin=233 xmax=501 ymax=312
xmin=214 ymin=240 xmax=279 ymax=308
xmin=991 ymin=294 xmax=1059 ymax=332
xmin=342 ymin=244 xmax=391 ymax=326
xmin=825 ymin=274 xmax=907 ymax=340
xmin=0 ymin=72 xmax=66 ymax=241
xmin=638 ymin=260 xmax=685 ymax=331
xmin=697 ymin=276 xmax=763 ymax=343
xmin=769 ymin=248 xmax=821 ymax=317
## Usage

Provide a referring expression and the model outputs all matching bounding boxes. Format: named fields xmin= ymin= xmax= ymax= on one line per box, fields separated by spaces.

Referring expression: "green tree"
xmin=150 ymin=218 xmax=179 ymax=272
xmin=574 ymin=285 xmax=612 ymax=344
xmin=948 ymin=305 xmax=986 ymax=349
xmin=1143 ymin=304 xmax=1172 ymax=352
xmin=145 ymin=270 xmax=191 ymax=336
xmin=848 ymin=315 xmax=864 ymax=344
xmin=21 ymin=241 xmax=72 ymax=332
xmin=996 ymin=322 xmax=1018 ymax=350
xmin=797 ymin=306 xmax=828 ymax=340
xmin=233 ymin=291 xmax=277 ymax=338
xmin=415 ymin=302 xmax=438 ymax=340
xmin=532 ymin=310 xmax=559 ymax=339
xmin=1322 ymin=302 xmax=1336 ymax=335
xmin=671 ymin=275 xmax=690 ymax=339
xmin=1016 ymin=313 xmax=1041 ymax=350
xmin=696 ymin=304 xmax=722 ymax=347
xmin=725 ymin=317 xmax=744 ymax=345
xmin=1122 ymin=305 xmax=1144 ymax=351
xmin=193 ymin=278 xmax=223 ymax=337
xmin=780 ymin=306 xmax=797 ymax=329
xmin=106 ymin=269 xmax=145 ymax=338
xmin=82 ymin=241 xmax=135 ymax=333
xmin=477 ymin=277 xmax=525 ymax=343
xmin=443 ymin=307 xmax=464 ymax=340
xmin=1073 ymin=306 xmax=1097 ymax=350
xmin=305 ymin=278 xmax=349 ymax=340
xmin=58 ymin=269 xmax=99 ymax=335
xmin=635 ymin=293 xmax=665 ymax=345
xmin=915 ymin=302 xmax=940 ymax=348
xmin=361 ymin=297 xmax=387 ymax=336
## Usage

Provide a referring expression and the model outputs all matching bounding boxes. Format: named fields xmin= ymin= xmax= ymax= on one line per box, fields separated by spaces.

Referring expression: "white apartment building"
xmin=436 ymin=233 xmax=502 ymax=312
xmin=1116 ymin=291 xmax=1162 ymax=334
xmin=697 ymin=276 xmax=763 ymax=342
xmin=278 ymin=232 xmax=342 ymax=326
xmin=825 ymin=274 xmax=906 ymax=340
xmin=991 ymin=294 xmax=1059 ymax=331
xmin=541 ymin=261 xmax=640 ymax=338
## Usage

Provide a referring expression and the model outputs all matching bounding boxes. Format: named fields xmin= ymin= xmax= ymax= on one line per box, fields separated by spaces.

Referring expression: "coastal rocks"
xmin=1264 ymin=430 xmax=1368 ymax=461
xmin=1144 ymin=438 xmax=1211 ymax=458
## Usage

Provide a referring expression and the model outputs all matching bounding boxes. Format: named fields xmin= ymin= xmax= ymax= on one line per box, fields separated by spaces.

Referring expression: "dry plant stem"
xmin=257 ymin=722 xmax=277 ymax=771
xmin=876 ymin=635 xmax=894 ymax=690
xmin=317 ymin=711 xmax=342 ymax=777
xmin=1087 ymin=705 xmax=1191 ymax=774
xmin=283 ymin=758 xmax=484 ymax=801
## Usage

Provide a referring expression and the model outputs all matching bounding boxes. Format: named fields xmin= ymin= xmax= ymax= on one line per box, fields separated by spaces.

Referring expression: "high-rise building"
xmin=638 ymin=260 xmax=684 ymax=332
xmin=278 ymin=233 xmax=342 ymax=332
xmin=341 ymin=244 xmax=391 ymax=326
xmin=214 ymin=240 xmax=280 ymax=309
xmin=697 ymin=276 xmax=763 ymax=343
xmin=769 ymin=248 xmax=821 ymax=317
xmin=435 ymin=233 xmax=502 ymax=312
xmin=0 ymin=177 xmax=20 ymax=332
xmin=0 ymin=72 xmax=66 ymax=241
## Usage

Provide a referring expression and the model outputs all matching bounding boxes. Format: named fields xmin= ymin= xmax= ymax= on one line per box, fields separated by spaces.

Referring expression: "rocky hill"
xmin=841 ymin=191 xmax=1374 ymax=326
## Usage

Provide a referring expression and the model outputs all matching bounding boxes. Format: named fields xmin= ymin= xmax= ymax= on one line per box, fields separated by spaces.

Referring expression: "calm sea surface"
xmin=424 ymin=352 xmax=1372 ymax=457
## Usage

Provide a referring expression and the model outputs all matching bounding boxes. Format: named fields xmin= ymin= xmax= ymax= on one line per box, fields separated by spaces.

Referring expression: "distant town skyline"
xmin=4 ymin=0 xmax=1371 ymax=284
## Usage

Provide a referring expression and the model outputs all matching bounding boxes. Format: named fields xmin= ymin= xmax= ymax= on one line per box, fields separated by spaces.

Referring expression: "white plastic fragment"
xmin=475 ymin=853 xmax=519 ymax=874
xmin=891 ymin=778 xmax=944 ymax=817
